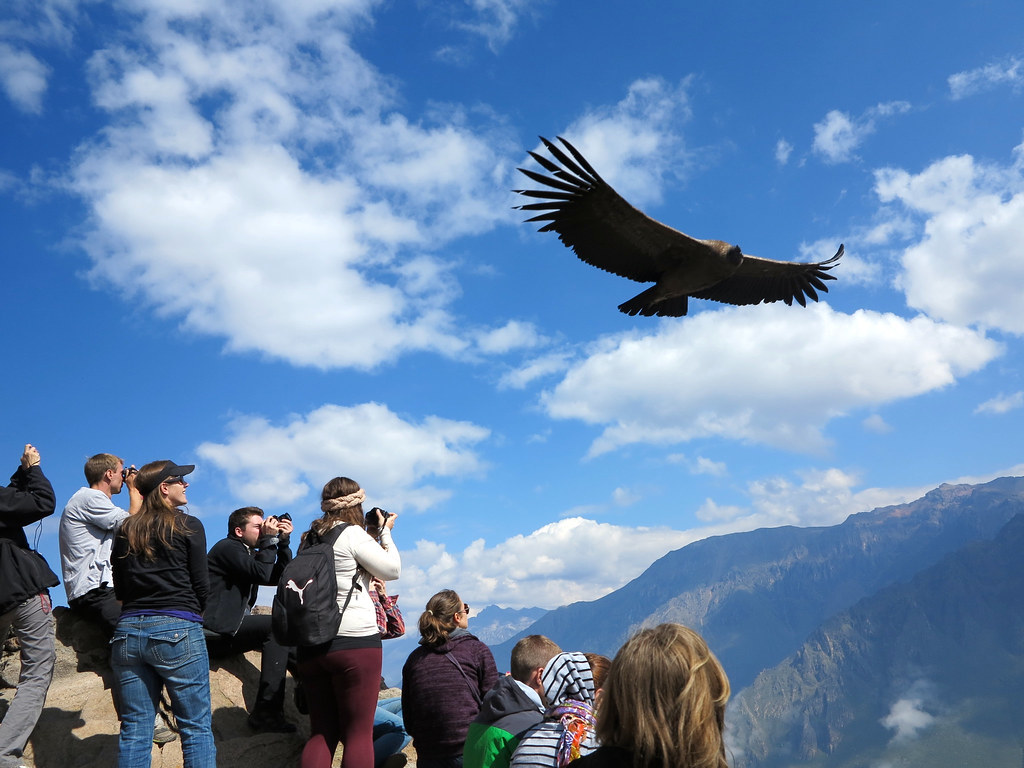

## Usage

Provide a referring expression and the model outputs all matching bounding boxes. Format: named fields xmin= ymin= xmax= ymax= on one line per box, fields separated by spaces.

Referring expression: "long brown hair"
xmin=418 ymin=589 xmax=462 ymax=648
xmin=596 ymin=623 xmax=730 ymax=768
xmin=118 ymin=460 xmax=190 ymax=560
xmin=309 ymin=476 xmax=365 ymax=538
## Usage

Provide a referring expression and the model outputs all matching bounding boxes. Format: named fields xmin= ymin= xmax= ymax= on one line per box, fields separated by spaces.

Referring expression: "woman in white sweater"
xmin=298 ymin=477 xmax=401 ymax=768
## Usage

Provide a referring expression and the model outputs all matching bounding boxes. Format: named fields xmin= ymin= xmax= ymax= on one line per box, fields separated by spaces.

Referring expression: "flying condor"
xmin=515 ymin=136 xmax=843 ymax=317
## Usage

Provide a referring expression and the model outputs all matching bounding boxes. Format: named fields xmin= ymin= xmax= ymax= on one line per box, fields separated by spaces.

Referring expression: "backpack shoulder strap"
xmin=445 ymin=651 xmax=483 ymax=706
xmin=298 ymin=522 xmax=350 ymax=553
xmin=323 ymin=522 xmax=349 ymax=547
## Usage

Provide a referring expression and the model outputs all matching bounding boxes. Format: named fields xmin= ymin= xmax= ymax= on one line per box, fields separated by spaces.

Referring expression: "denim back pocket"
xmin=150 ymin=627 xmax=193 ymax=666
xmin=110 ymin=632 xmax=132 ymax=665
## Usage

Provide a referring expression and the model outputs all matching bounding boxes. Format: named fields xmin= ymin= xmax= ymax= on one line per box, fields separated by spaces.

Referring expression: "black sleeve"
xmin=0 ymin=465 xmax=56 ymax=527
xmin=210 ymin=536 xmax=289 ymax=587
xmin=266 ymin=538 xmax=293 ymax=585
xmin=187 ymin=518 xmax=210 ymax=611
xmin=111 ymin=530 xmax=128 ymax=602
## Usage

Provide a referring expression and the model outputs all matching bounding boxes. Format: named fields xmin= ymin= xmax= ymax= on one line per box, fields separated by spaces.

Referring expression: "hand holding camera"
xmin=20 ymin=444 xmax=40 ymax=469
xmin=263 ymin=512 xmax=293 ymax=538
xmin=365 ymin=507 xmax=396 ymax=531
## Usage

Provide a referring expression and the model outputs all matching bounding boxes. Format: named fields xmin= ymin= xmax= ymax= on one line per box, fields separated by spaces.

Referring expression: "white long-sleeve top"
xmin=331 ymin=523 xmax=401 ymax=637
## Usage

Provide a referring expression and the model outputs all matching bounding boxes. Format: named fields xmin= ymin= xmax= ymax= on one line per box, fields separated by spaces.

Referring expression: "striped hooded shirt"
xmin=509 ymin=652 xmax=597 ymax=768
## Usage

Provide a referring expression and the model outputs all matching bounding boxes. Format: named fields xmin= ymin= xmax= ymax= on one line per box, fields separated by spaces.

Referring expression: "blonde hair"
xmin=418 ymin=589 xmax=462 ymax=648
xmin=596 ymin=624 xmax=729 ymax=768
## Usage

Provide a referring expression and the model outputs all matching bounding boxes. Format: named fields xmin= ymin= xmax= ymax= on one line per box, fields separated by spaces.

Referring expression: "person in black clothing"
xmin=204 ymin=505 xmax=296 ymax=733
xmin=0 ymin=444 xmax=58 ymax=768
xmin=111 ymin=459 xmax=216 ymax=768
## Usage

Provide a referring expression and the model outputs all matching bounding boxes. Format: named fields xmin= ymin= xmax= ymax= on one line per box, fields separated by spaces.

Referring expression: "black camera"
xmin=365 ymin=507 xmax=391 ymax=527
xmin=276 ymin=512 xmax=292 ymax=522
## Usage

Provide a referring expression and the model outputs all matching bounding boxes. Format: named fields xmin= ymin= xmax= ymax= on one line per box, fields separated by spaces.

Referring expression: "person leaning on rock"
xmin=0 ymin=444 xmax=58 ymax=768
xmin=59 ymin=453 xmax=142 ymax=632
xmin=204 ymin=506 xmax=297 ymax=733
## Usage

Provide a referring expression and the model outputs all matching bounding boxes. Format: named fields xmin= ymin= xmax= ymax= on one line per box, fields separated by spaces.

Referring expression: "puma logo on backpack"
xmin=271 ymin=524 xmax=360 ymax=646
xmin=284 ymin=578 xmax=314 ymax=605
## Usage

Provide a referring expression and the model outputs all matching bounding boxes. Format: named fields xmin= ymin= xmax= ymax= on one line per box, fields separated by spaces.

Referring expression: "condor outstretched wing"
xmin=692 ymin=245 xmax=844 ymax=307
xmin=515 ymin=136 xmax=704 ymax=284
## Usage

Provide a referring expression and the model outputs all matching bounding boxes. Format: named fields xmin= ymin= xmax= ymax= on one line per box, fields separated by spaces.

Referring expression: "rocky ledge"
xmin=0 ymin=607 xmax=414 ymax=767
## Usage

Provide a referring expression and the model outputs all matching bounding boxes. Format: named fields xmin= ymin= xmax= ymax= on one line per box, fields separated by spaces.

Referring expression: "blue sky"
xmin=3 ymin=0 xmax=1024 ymax=617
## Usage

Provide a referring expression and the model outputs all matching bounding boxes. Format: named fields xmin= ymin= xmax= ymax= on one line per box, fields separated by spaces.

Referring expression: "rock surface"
xmin=0 ymin=607 xmax=416 ymax=767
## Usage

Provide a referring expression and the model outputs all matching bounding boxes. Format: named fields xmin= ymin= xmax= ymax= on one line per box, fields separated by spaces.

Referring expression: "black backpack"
xmin=271 ymin=523 xmax=361 ymax=646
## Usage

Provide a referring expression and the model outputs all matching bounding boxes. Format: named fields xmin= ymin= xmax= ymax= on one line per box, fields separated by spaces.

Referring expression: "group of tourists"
xmin=0 ymin=444 xmax=732 ymax=768
xmin=406 ymin=614 xmax=729 ymax=768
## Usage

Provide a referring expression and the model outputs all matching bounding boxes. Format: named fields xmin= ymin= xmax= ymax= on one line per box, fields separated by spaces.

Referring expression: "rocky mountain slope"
xmin=727 ymin=512 xmax=1024 ymax=768
xmin=493 ymin=477 xmax=1024 ymax=690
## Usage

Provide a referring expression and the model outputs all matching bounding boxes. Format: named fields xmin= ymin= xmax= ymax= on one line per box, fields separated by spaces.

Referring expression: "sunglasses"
xmin=163 ymin=476 xmax=188 ymax=486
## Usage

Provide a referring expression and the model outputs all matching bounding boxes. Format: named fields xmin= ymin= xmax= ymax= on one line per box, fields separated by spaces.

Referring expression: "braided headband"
xmin=321 ymin=488 xmax=366 ymax=512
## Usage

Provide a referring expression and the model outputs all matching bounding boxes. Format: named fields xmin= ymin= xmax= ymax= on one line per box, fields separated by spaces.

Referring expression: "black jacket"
xmin=112 ymin=513 xmax=209 ymax=616
xmin=0 ymin=465 xmax=58 ymax=613
xmin=203 ymin=533 xmax=292 ymax=635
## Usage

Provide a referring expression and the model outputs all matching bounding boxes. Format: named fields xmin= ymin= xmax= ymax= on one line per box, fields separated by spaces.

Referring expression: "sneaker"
xmin=153 ymin=716 xmax=178 ymax=744
xmin=0 ymin=756 xmax=30 ymax=768
xmin=247 ymin=710 xmax=298 ymax=734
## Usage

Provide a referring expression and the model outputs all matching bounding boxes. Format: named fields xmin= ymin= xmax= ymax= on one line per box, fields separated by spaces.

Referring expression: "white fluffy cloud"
xmin=813 ymin=110 xmax=861 ymax=164
xmin=0 ymin=43 xmax=49 ymax=113
xmin=68 ymin=0 xmax=517 ymax=370
xmin=875 ymin=145 xmax=1024 ymax=334
xmin=813 ymin=102 xmax=911 ymax=164
xmin=397 ymin=466 xmax=940 ymax=609
xmin=0 ymin=0 xmax=87 ymax=113
xmin=881 ymin=681 xmax=937 ymax=742
xmin=775 ymin=138 xmax=793 ymax=165
xmin=975 ymin=391 xmax=1024 ymax=415
xmin=948 ymin=57 xmax=1023 ymax=100
xmin=196 ymin=402 xmax=490 ymax=509
xmin=474 ymin=320 xmax=546 ymax=354
xmin=549 ymin=76 xmax=693 ymax=208
xmin=454 ymin=0 xmax=541 ymax=52
xmin=862 ymin=414 xmax=893 ymax=434
xmin=400 ymin=517 xmax=699 ymax=609
xmin=540 ymin=303 xmax=1000 ymax=456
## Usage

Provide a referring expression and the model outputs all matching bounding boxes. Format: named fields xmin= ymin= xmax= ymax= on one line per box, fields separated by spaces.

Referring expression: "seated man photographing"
xmin=204 ymin=506 xmax=296 ymax=733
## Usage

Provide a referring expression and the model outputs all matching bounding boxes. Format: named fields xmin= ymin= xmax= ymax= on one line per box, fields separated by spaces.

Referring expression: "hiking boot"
xmin=380 ymin=754 xmax=408 ymax=768
xmin=153 ymin=716 xmax=178 ymax=744
xmin=247 ymin=710 xmax=298 ymax=734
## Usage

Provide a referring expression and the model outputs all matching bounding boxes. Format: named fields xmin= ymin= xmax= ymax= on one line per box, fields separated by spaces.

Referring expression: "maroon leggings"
xmin=299 ymin=646 xmax=382 ymax=768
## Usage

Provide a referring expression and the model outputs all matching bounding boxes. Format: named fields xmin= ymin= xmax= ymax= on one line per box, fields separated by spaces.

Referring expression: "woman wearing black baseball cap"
xmin=110 ymin=460 xmax=215 ymax=768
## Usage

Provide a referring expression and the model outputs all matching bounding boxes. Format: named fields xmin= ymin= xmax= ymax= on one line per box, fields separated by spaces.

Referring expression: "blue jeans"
xmin=111 ymin=616 xmax=216 ymax=768
xmin=373 ymin=696 xmax=410 ymax=767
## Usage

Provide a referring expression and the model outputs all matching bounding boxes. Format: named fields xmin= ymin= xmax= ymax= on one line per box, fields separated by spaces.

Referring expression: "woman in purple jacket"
xmin=401 ymin=589 xmax=498 ymax=768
